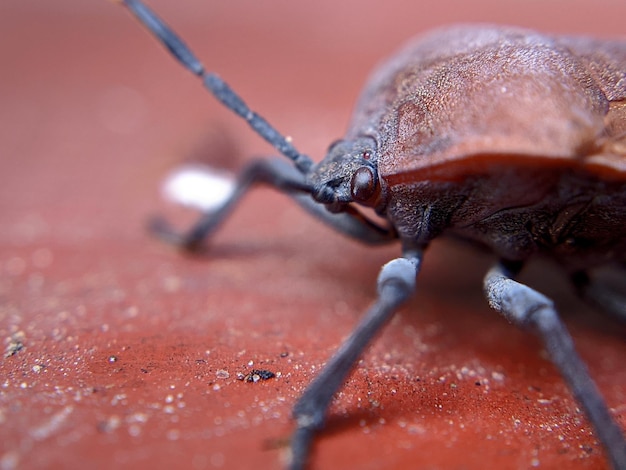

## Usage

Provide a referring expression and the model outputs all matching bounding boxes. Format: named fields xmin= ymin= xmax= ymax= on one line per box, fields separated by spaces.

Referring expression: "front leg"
xmin=151 ymin=158 xmax=396 ymax=251
xmin=289 ymin=249 xmax=422 ymax=470
xmin=484 ymin=262 xmax=626 ymax=470
xmin=150 ymin=158 xmax=310 ymax=250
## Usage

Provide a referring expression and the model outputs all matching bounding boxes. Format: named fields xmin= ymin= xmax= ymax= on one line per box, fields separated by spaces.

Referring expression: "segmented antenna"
xmin=120 ymin=0 xmax=314 ymax=174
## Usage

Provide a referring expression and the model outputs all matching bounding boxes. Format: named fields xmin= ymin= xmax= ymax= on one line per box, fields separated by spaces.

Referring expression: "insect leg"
xmin=291 ymin=195 xmax=397 ymax=245
xmin=571 ymin=270 xmax=626 ymax=322
xmin=484 ymin=262 xmax=626 ymax=470
xmin=150 ymin=158 xmax=310 ymax=250
xmin=289 ymin=249 xmax=422 ymax=470
xmin=152 ymin=158 xmax=397 ymax=250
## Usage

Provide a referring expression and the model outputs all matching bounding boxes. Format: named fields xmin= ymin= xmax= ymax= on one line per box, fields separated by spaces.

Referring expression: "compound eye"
xmin=350 ymin=166 xmax=377 ymax=203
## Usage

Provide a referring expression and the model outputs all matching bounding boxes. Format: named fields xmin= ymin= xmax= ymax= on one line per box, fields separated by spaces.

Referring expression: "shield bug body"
xmin=118 ymin=1 xmax=626 ymax=468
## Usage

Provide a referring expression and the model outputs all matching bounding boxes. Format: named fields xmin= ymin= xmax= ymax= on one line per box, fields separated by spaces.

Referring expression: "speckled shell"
xmin=343 ymin=26 xmax=626 ymax=266
xmin=348 ymin=25 xmax=626 ymax=184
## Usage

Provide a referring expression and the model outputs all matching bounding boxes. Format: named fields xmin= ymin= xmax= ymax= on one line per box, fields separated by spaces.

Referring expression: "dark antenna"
xmin=119 ymin=0 xmax=314 ymax=174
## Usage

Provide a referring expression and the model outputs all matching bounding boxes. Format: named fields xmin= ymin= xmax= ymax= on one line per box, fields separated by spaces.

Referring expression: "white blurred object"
xmin=162 ymin=164 xmax=236 ymax=212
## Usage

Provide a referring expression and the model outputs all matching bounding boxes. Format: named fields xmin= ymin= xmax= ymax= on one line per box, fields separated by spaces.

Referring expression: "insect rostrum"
xmin=118 ymin=1 xmax=626 ymax=468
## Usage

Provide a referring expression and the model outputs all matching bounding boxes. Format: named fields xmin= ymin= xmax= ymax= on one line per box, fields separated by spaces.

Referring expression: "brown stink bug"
xmin=118 ymin=1 xmax=626 ymax=468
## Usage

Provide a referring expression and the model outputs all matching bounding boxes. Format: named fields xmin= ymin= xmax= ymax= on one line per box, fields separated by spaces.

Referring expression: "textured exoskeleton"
xmin=117 ymin=2 xmax=626 ymax=468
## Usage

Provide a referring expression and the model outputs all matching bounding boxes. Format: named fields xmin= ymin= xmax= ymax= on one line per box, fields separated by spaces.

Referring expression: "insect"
xmin=117 ymin=1 xmax=626 ymax=468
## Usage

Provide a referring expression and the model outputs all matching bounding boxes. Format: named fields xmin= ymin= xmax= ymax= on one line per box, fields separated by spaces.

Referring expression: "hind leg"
xmin=572 ymin=269 xmax=626 ymax=323
xmin=484 ymin=262 xmax=626 ymax=470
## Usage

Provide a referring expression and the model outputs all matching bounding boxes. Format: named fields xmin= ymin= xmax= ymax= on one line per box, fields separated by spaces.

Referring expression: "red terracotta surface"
xmin=1 ymin=1 xmax=625 ymax=469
